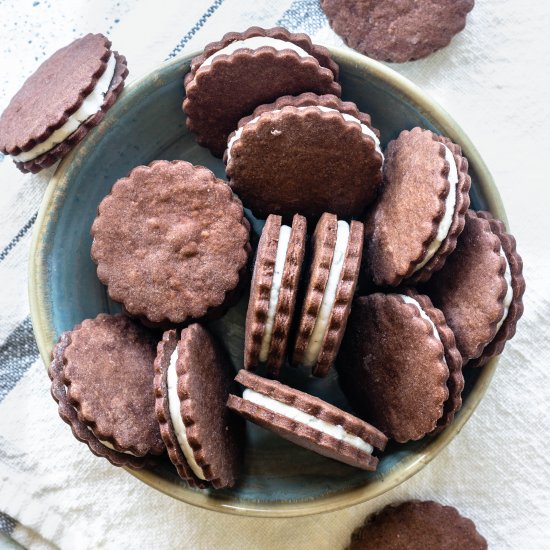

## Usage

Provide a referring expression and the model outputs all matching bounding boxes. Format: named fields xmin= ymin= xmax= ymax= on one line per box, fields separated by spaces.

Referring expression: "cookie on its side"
xmin=91 ymin=160 xmax=250 ymax=326
xmin=184 ymin=26 xmax=341 ymax=157
xmin=348 ymin=500 xmax=487 ymax=550
xmin=364 ymin=127 xmax=471 ymax=287
xmin=337 ymin=292 xmax=463 ymax=442
xmin=244 ymin=214 xmax=307 ymax=378
xmin=48 ymin=314 xmax=164 ymax=470
xmin=226 ymin=93 xmax=383 ymax=221
xmin=425 ymin=210 xmax=525 ymax=367
xmin=292 ymin=213 xmax=364 ymax=377
xmin=228 ymin=370 xmax=387 ymax=471
xmin=154 ymin=325 xmax=244 ymax=489
xmin=0 ymin=33 xmax=128 ymax=173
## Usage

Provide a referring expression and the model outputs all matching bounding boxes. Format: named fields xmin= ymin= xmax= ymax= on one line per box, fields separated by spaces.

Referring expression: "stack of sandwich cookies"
xmin=338 ymin=292 xmax=463 ymax=442
xmin=225 ymin=93 xmax=383 ymax=221
xmin=49 ymin=314 xmax=164 ymax=469
xmin=425 ymin=210 xmax=525 ymax=368
xmin=228 ymin=370 xmax=387 ymax=470
xmin=244 ymin=214 xmax=307 ymax=377
xmin=91 ymin=160 xmax=250 ymax=326
xmin=154 ymin=325 xmax=244 ymax=489
xmin=0 ymin=33 xmax=128 ymax=173
xmin=292 ymin=213 xmax=364 ymax=377
xmin=183 ymin=27 xmax=341 ymax=157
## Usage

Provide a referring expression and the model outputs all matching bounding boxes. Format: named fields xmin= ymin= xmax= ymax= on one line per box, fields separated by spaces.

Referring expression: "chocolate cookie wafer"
xmin=244 ymin=214 xmax=307 ymax=377
xmin=338 ymin=292 xmax=463 ymax=442
xmin=226 ymin=93 xmax=383 ymax=221
xmin=48 ymin=314 xmax=164 ymax=469
xmin=425 ymin=210 xmax=525 ymax=367
xmin=228 ymin=370 xmax=387 ymax=471
xmin=183 ymin=26 xmax=341 ymax=157
xmin=154 ymin=325 xmax=244 ymax=489
xmin=0 ymin=33 xmax=128 ymax=173
xmin=292 ymin=213 xmax=364 ymax=377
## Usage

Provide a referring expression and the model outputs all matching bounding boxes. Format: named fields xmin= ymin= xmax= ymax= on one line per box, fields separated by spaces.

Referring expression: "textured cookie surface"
xmin=364 ymin=128 xmax=470 ymax=287
xmin=48 ymin=314 xmax=163 ymax=469
xmin=337 ymin=293 xmax=450 ymax=442
xmin=321 ymin=0 xmax=475 ymax=62
xmin=228 ymin=370 xmax=387 ymax=470
xmin=183 ymin=26 xmax=341 ymax=157
xmin=91 ymin=160 xmax=250 ymax=325
xmin=226 ymin=94 xmax=382 ymax=221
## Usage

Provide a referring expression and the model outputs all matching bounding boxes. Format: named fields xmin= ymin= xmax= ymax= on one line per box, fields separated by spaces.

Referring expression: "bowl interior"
xmin=30 ymin=48 xmax=503 ymax=517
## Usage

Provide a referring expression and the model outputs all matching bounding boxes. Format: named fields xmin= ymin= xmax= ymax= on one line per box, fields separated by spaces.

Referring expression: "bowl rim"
xmin=29 ymin=45 xmax=505 ymax=518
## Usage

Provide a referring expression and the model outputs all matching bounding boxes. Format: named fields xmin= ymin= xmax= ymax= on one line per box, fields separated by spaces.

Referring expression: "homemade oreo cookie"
xmin=338 ymin=292 xmax=463 ymax=442
xmin=49 ymin=314 xmax=164 ymax=469
xmin=154 ymin=324 xmax=244 ymax=489
xmin=364 ymin=127 xmax=471 ymax=286
xmin=226 ymin=93 xmax=383 ymax=221
xmin=292 ymin=213 xmax=364 ymax=377
xmin=0 ymin=33 xmax=128 ymax=173
xmin=321 ymin=0 xmax=475 ymax=63
xmin=425 ymin=210 xmax=525 ymax=368
xmin=91 ymin=160 xmax=250 ymax=326
xmin=244 ymin=214 xmax=307 ymax=377
xmin=183 ymin=27 xmax=341 ymax=157
xmin=228 ymin=370 xmax=387 ymax=471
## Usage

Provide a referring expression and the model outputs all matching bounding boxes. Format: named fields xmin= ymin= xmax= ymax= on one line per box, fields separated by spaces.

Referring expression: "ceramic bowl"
xmin=29 ymin=47 xmax=505 ymax=517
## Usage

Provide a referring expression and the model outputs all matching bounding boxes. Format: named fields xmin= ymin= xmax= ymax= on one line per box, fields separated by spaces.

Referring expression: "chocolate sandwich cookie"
xmin=244 ymin=214 xmax=307 ymax=377
xmin=364 ymin=127 xmax=471 ymax=287
xmin=321 ymin=0 xmax=475 ymax=63
xmin=228 ymin=370 xmax=387 ymax=470
xmin=425 ymin=210 xmax=525 ymax=368
xmin=338 ymin=292 xmax=463 ymax=442
xmin=0 ymin=33 xmax=128 ymax=173
xmin=226 ymin=93 xmax=383 ymax=221
xmin=154 ymin=325 xmax=244 ymax=489
xmin=183 ymin=27 xmax=341 ymax=157
xmin=91 ymin=160 xmax=250 ymax=326
xmin=291 ymin=213 xmax=364 ymax=377
xmin=48 ymin=314 xmax=164 ymax=469
xmin=348 ymin=500 xmax=487 ymax=550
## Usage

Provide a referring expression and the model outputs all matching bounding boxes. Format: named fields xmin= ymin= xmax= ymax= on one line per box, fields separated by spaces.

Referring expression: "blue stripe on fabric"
xmin=166 ymin=0 xmax=226 ymax=60
xmin=0 ymin=513 xmax=16 ymax=535
xmin=0 ymin=317 xmax=39 ymax=402
xmin=277 ymin=0 xmax=327 ymax=34
xmin=0 ymin=211 xmax=37 ymax=264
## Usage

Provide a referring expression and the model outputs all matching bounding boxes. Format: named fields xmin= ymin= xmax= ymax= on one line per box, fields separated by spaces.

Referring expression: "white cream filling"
xmin=413 ymin=145 xmax=459 ymax=272
xmin=199 ymin=36 xmax=311 ymax=69
xmin=259 ymin=224 xmax=292 ymax=362
xmin=303 ymin=220 xmax=350 ymax=367
xmin=398 ymin=294 xmax=446 ymax=366
xmin=495 ymin=247 xmax=513 ymax=333
xmin=242 ymin=388 xmax=374 ymax=454
xmin=167 ymin=348 xmax=206 ymax=480
xmin=226 ymin=106 xmax=383 ymax=163
xmin=13 ymin=53 xmax=117 ymax=162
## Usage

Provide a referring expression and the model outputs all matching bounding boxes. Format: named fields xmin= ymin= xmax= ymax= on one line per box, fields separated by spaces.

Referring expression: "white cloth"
xmin=0 ymin=0 xmax=549 ymax=548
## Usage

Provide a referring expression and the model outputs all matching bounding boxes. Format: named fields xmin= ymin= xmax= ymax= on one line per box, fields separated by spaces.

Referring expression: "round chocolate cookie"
xmin=184 ymin=26 xmax=341 ymax=157
xmin=91 ymin=160 xmax=250 ymax=326
xmin=228 ymin=370 xmax=387 ymax=471
xmin=348 ymin=500 xmax=487 ymax=550
xmin=337 ymin=292 xmax=463 ymax=442
xmin=425 ymin=210 xmax=525 ymax=367
xmin=321 ymin=0 xmax=475 ymax=63
xmin=0 ymin=33 xmax=128 ymax=173
xmin=292 ymin=213 xmax=364 ymax=377
xmin=154 ymin=325 xmax=244 ymax=489
xmin=364 ymin=127 xmax=471 ymax=287
xmin=244 ymin=214 xmax=307 ymax=377
xmin=48 ymin=314 xmax=164 ymax=469
xmin=225 ymin=93 xmax=383 ymax=221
